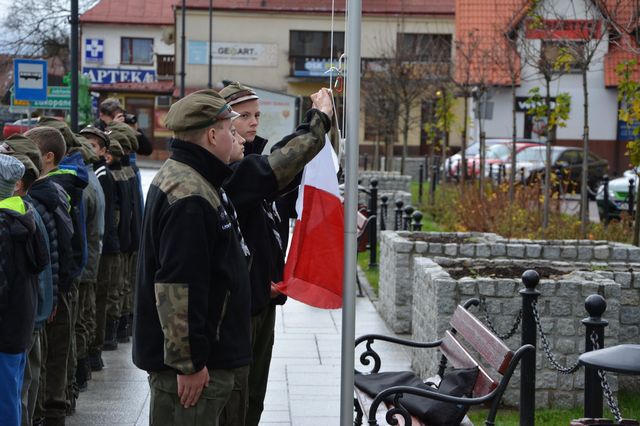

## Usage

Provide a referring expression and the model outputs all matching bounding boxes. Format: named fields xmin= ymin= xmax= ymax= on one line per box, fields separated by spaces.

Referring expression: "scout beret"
xmin=73 ymin=135 xmax=100 ymax=164
xmin=107 ymin=128 xmax=131 ymax=152
xmin=108 ymin=122 xmax=138 ymax=152
xmin=108 ymin=139 xmax=124 ymax=158
xmin=80 ymin=125 xmax=110 ymax=149
xmin=219 ymin=82 xmax=259 ymax=106
xmin=0 ymin=154 xmax=24 ymax=199
xmin=2 ymin=134 xmax=43 ymax=174
xmin=36 ymin=116 xmax=81 ymax=149
xmin=164 ymin=89 xmax=239 ymax=132
xmin=11 ymin=152 xmax=39 ymax=180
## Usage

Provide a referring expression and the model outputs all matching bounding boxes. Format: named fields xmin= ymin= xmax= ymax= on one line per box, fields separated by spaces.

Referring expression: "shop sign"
xmin=187 ymin=41 xmax=278 ymax=67
xmin=82 ymin=67 xmax=157 ymax=84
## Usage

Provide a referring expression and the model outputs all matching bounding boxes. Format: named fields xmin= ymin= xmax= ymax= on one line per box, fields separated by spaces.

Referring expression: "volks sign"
xmin=83 ymin=67 xmax=156 ymax=84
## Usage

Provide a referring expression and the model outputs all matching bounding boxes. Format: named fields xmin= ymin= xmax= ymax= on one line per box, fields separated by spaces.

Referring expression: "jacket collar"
xmin=170 ymin=138 xmax=232 ymax=188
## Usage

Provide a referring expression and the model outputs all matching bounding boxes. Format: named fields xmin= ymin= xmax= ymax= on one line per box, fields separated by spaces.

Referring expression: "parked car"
xmin=451 ymin=142 xmax=542 ymax=178
xmin=2 ymin=118 xmax=40 ymax=139
xmin=446 ymin=138 xmax=542 ymax=178
xmin=515 ymin=146 xmax=608 ymax=194
xmin=596 ymin=172 xmax=638 ymax=220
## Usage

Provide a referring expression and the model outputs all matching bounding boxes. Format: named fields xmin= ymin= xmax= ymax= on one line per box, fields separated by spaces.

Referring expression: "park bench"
xmin=353 ymin=299 xmax=534 ymax=425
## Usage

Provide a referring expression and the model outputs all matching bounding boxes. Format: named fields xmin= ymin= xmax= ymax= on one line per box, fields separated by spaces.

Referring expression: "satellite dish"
xmin=161 ymin=27 xmax=175 ymax=45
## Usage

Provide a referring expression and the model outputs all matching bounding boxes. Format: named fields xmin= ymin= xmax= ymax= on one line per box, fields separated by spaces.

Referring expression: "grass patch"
xmin=467 ymin=391 xmax=640 ymax=425
xmin=357 ymin=250 xmax=379 ymax=294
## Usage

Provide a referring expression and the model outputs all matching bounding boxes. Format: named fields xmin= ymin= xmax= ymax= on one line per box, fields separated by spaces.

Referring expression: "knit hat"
xmin=36 ymin=116 xmax=81 ymax=149
xmin=1 ymin=134 xmax=43 ymax=174
xmin=219 ymin=82 xmax=259 ymax=107
xmin=108 ymin=122 xmax=138 ymax=152
xmin=0 ymin=154 xmax=25 ymax=199
xmin=108 ymin=139 xmax=124 ymax=158
xmin=164 ymin=89 xmax=239 ymax=132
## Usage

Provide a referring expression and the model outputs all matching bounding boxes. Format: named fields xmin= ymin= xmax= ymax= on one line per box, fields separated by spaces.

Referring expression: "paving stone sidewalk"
xmin=68 ymin=296 xmax=411 ymax=425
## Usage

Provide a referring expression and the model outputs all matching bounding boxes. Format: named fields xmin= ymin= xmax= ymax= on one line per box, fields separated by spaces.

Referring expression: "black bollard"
xmin=582 ymin=294 xmax=608 ymax=419
xmin=521 ymin=167 xmax=526 ymax=186
xmin=628 ymin=178 xmax=635 ymax=218
xmin=380 ymin=195 xmax=388 ymax=231
xmin=497 ymin=164 xmax=502 ymax=185
xmin=603 ymin=176 xmax=610 ymax=227
xmin=394 ymin=200 xmax=404 ymax=231
xmin=489 ymin=163 xmax=494 ymax=181
xmin=456 ymin=159 xmax=461 ymax=181
xmin=411 ymin=210 xmax=423 ymax=231
xmin=369 ymin=179 xmax=378 ymax=268
xmin=519 ymin=270 xmax=540 ymax=426
xmin=472 ymin=160 xmax=476 ymax=181
xmin=403 ymin=205 xmax=415 ymax=231
xmin=419 ymin=164 xmax=424 ymax=205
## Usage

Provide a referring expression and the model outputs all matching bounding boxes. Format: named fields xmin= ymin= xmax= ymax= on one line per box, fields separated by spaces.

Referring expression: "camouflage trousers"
xmin=21 ymin=328 xmax=42 ymax=426
xmin=67 ymin=280 xmax=79 ymax=410
xmin=76 ymin=281 xmax=96 ymax=359
xmin=43 ymin=289 xmax=72 ymax=423
xmin=120 ymin=251 xmax=137 ymax=317
xmin=245 ymin=305 xmax=277 ymax=426
xmin=103 ymin=254 xmax=124 ymax=322
xmin=93 ymin=254 xmax=121 ymax=353
xmin=148 ymin=366 xmax=249 ymax=426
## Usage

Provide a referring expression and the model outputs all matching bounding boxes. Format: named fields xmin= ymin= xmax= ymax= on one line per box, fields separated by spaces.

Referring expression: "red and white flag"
xmin=276 ymin=136 xmax=344 ymax=309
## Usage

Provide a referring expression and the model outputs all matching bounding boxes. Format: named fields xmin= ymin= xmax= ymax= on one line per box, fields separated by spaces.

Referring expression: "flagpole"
xmin=340 ymin=0 xmax=361 ymax=424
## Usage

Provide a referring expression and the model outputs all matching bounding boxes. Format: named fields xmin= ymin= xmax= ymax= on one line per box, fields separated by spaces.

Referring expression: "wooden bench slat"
xmin=450 ymin=305 xmax=514 ymax=374
xmin=440 ymin=331 xmax=498 ymax=397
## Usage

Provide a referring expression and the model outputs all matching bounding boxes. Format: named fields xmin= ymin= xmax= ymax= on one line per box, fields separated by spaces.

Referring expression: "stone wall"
xmin=379 ymin=157 xmax=426 ymax=181
xmin=410 ymin=256 xmax=622 ymax=408
xmin=379 ymin=231 xmax=640 ymax=333
xmin=358 ymin=171 xmax=412 ymax=192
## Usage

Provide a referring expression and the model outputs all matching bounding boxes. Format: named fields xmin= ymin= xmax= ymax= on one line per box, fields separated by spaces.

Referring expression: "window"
xmin=540 ymin=41 xmax=585 ymax=72
xmin=289 ymin=31 xmax=345 ymax=58
xmin=121 ymin=38 xmax=154 ymax=65
xmin=397 ymin=33 xmax=451 ymax=62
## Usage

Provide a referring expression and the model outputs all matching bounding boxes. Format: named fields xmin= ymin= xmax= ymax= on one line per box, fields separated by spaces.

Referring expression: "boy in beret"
xmin=218 ymin=83 xmax=333 ymax=425
xmin=0 ymin=154 xmax=48 ymax=426
xmin=133 ymin=89 xmax=254 ymax=426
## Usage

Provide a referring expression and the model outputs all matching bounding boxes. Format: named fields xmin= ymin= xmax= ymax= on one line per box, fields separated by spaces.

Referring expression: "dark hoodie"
xmin=0 ymin=197 xmax=49 ymax=353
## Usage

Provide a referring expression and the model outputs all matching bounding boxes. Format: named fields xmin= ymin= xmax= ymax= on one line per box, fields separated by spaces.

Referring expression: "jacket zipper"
xmin=216 ymin=290 xmax=231 ymax=342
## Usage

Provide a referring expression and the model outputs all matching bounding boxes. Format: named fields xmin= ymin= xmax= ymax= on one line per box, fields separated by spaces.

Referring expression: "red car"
xmin=450 ymin=142 xmax=540 ymax=178
xmin=2 ymin=117 xmax=64 ymax=139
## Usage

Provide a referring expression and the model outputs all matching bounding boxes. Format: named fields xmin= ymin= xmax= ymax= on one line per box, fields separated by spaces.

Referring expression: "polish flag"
xmin=276 ymin=135 xmax=344 ymax=309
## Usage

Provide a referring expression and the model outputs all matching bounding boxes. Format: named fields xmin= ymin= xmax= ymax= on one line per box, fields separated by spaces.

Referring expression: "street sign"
xmin=85 ymin=38 xmax=104 ymax=63
xmin=13 ymin=59 xmax=48 ymax=101
xmin=10 ymin=86 xmax=71 ymax=111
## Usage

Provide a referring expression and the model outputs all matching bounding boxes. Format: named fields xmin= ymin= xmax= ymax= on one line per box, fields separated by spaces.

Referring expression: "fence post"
xmin=520 ymin=270 xmax=540 ymax=426
xmin=403 ymin=205 xmax=414 ymax=231
xmin=456 ymin=159 xmax=461 ymax=181
xmin=602 ymin=176 xmax=610 ymax=227
xmin=521 ymin=167 xmax=526 ymax=186
xmin=369 ymin=179 xmax=378 ymax=268
xmin=419 ymin=164 xmax=424 ymax=205
xmin=411 ymin=210 xmax=423 ymax=231
xmin=380 ymin=195 xmax=388 ymax=231
xmin=394 ymin=200 xmax=404 ymax=231
xmin=628 ymin=178 xmax=635 ymax=218
xmin=489 ymin=163 xmax=494 ymax=181
xmin=497 ymin=165 xmax=502 ymax=185
xmin=472 ymin=160 xmax=476 ymax=181
xmin=582 ymin=294 xmax=608 ymax=419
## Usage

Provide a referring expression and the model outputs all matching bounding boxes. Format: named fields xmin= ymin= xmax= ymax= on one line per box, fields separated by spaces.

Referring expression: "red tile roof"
xmin=183 ymin=0 xmax=454 ymax=15
xmin=90 ymin=81 xmax=175 ymax=94
xmin=80 ymin=0 xmax=176 ymax=25
xmin=455 ymin=0 xmax=639 ymax=88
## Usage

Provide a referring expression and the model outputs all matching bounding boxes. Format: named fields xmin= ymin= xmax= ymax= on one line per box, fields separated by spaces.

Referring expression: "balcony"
xmin=157 ymin=55 xmax=175 ymax=80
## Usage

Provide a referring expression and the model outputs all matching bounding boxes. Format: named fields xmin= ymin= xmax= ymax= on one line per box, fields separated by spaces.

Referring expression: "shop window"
xmin=121 ymin=38 xmax=154 ymax=65
xmin=540 ymin=40 xmax=585 ymax=72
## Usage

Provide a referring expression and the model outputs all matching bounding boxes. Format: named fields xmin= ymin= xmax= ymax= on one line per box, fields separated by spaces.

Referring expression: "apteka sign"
xmin=82 ymin=67 xmax=156 ymax=84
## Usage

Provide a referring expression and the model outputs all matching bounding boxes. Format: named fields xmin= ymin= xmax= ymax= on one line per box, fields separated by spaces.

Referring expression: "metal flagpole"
xmin=339 ymin=0 xmax=361 ymax=424
xmin=70 ymin=0 xmax=79 ymax=131
xmin=207 ymin=0 xmax=213 ymax=89
xmin=180 ymin=0 xmax=186 ymax=98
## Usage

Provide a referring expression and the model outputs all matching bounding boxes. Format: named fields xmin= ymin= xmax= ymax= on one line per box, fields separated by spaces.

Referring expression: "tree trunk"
xmin=633 ymin=175 xmax=640 ymax=246
xmin=461 ymin=94 xmax=469 ymax=183
xmin=373 ymin=133 xmax=380 ymax=171
xmin=542 ymin=77 xmax=553 ymax=230
xmin=401 ymin=107 xmax=410 ymax=175
xmin=580 ymin=68 xmax=590 ymax=238
xmin=509 ymin=78 xmax=517 ymax=201
xmin=385 ymin=134 xmax=394 ymax=172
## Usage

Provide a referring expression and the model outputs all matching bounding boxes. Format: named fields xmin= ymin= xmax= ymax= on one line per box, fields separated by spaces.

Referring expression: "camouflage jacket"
xmin=223 ymin=108 xmax=330 ymax=315
xmin=133 ymin=140 xmax=252 ymax=374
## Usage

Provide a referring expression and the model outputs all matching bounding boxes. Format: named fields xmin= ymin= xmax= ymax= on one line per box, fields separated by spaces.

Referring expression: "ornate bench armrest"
xmin=355 ymin=334 xmax=442 ymax=374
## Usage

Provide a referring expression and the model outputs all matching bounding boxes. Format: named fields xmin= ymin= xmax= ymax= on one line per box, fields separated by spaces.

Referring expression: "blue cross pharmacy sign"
xmin=13 ymin=59 xmax=48 ymax=101
xmin=85 ymin=39 xmax=104 ymax=62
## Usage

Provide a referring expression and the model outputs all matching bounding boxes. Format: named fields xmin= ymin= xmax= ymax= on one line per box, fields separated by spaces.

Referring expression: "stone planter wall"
xmin=410 ymin=257 xmax=622 ymax=409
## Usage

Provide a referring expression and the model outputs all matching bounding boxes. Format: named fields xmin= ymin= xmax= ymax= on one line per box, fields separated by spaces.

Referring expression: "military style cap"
xmin=73 ymin=135 xmax=100 ymax=164
xmin=11 ymin=152 xmax=39 ymax=180
xmin=219 ymin=82 xmax=259 ymax=106
xmin=108 ymin=139 xmax=124 ymax=158
xmin=100 ymin=97 xmax=123 ymax=115
xmin=1 ymin=134 xmax=43 ymax=174
xmin=108 ymin=122 xmax=138 ymax=152
xmin=108 ymin=129 xmax=130 ymax=153
xmin=164 ymin=89 xmax=239 ymax=132
xmin=0 ymin=154 xmax=25 ymax=199
xmin=80 ymin=125 xmax=110 ymax=148
xmin=36 ymin=116 xmax=81 ymax=149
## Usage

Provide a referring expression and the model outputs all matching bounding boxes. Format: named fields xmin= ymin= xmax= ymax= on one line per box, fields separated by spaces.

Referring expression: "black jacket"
xmin=94 ymin=158 xmax=119 ymax=254
xmin=109 ymin=161 xmax=131 ymax=253
xmin=133 ymin=140 xmax=252 ymax=374
xmin=121 ymin=155 xmax=141 ymax=252
xmin=223 ymin=109 xmax=330 ymax=315
xmin=0 ymin=198 xmax=49 ymax=353
xmin=244 ymin=135 xmax=268 ymax=156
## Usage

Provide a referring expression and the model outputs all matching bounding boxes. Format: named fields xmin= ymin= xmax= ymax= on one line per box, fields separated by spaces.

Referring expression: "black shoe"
xmin=117 ymin=315 xmax=130 ymax=343
xmin=89 ymin=351 xmax=103 ymax=371
xmin=103 ymin=319 xmax=119 ymax=351
xmin=75 ymin=357 xmax=88 ymax=392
